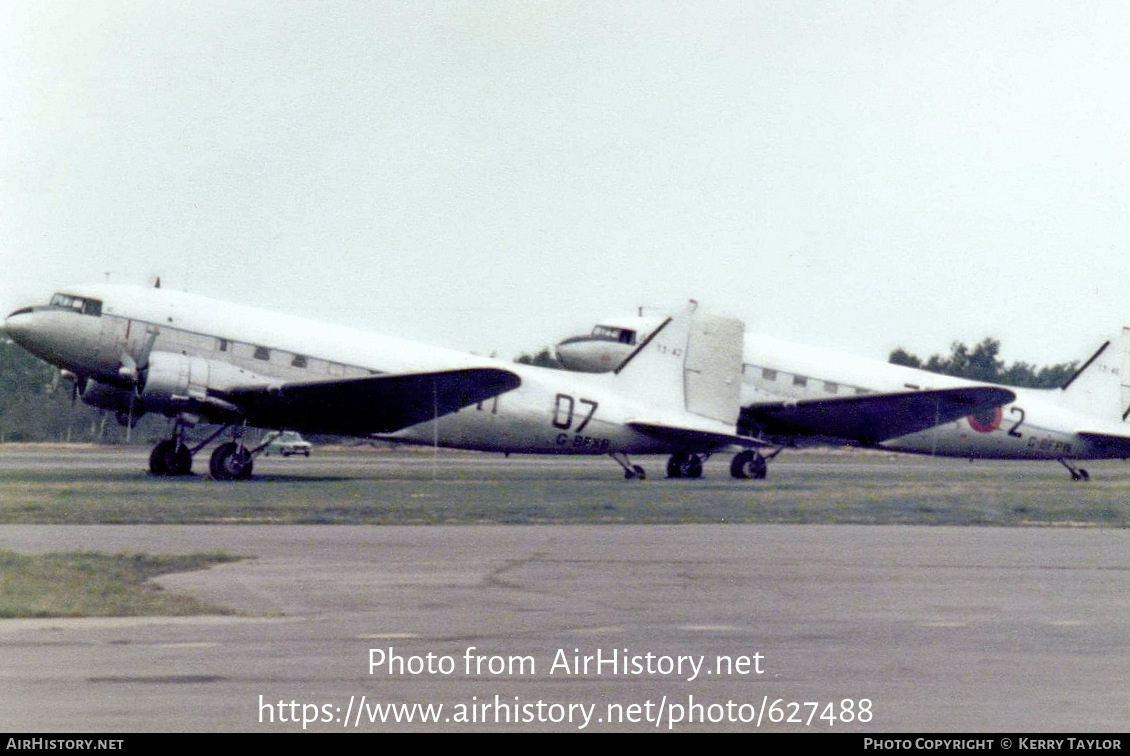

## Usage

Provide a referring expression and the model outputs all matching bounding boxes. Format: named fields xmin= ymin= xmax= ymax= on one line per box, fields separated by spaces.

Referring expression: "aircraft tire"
xmin=149 ymin=441 xmax=170 ymax=476
xmin=666 ymin=454 xmax=685 ymax=478
xmin=625 ymin=464 xmax=646 ymax=480
xmin=150 ymin=440 xmax=192 ymax=476
xmin=681 ymin=454 xmax=703 ymax=479
xmin=210 ymin=442 xmax=253 ymax=481
xmin=730 ymin=450 xmax=768 ymax=480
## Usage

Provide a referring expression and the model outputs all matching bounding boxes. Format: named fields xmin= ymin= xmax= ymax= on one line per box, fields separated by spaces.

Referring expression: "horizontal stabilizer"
xmin=739 ymin=386 xmax=1016 ymax=445
xmin=627 ymin=421 xmax=764 ymax=451
xmin=1076 ymin=431 xmax=1130 ymax=458
xmin=222 ymin=368 xmax=521 ymax=435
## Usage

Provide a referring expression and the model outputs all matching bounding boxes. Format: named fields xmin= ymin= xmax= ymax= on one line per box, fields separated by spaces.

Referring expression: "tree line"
xmin=0 ymin=339 xmax=168 ymax=444
xmin=888 ymin=337 xmax=1078 ymax=389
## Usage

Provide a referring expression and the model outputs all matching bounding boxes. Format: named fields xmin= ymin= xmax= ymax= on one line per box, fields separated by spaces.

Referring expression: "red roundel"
xmin=967 ymin=406 xmax=1003 ymax=433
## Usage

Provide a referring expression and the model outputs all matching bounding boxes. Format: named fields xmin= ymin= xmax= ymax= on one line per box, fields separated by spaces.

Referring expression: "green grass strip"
xmin=0 ymin=551 xmax=242 ymax=618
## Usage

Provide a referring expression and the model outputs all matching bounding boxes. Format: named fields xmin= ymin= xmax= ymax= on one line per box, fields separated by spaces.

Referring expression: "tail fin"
xmin=613 ymin=314 xmax=688 ymax=410
xmin=684 ymin=314 xmax=744 ymax=424
xmin=613 ymin=309 xmax=744 ymax=424
xmin=1060 ymin=327 xmax=1130 ymax=421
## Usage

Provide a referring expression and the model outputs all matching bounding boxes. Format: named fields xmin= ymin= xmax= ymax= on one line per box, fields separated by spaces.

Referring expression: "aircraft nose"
xmin=3 ymin=307 xmax=40 ymax=346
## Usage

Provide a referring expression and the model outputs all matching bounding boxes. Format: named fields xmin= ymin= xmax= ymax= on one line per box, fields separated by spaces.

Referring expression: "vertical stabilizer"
xmin=684 ymin=315 xmax=744 ymax=424
xmin=1060 ymin=327 xmax=1130 ymax=421
xmin=612 ymin=314 xmax=690 ymax=410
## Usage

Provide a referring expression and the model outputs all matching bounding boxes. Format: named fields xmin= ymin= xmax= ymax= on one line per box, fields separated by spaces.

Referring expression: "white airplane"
xmin=0 ymin=283 xmax=775 ymax=481
xmin=556 ymin=316 xmax=1130 ymax=481
xmin=2 ymin=284 xmax=1014 ymax=482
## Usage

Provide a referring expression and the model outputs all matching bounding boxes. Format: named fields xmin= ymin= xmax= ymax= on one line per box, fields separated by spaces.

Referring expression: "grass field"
xmin=0 ymin=551 xmax=241 ymax=618
xmin=1 ymin=446 xmax=1128 ymax=527
xmin=0 ymin=446 xmax=1126 ymax=618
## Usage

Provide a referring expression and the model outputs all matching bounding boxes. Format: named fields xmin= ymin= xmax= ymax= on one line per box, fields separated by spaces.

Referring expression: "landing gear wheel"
xmin=1059 ymin=459 xmax=1092 ymax=482
xmin=209 ymin=442 xmax=253 ymax=481
xmin=667 ymin=453 xmax=703 ymax=479
xmin=624 ymin=464 xmax=646 ymax=480
xmin=730 ymin=450 xmax=768 ymax=480
xmin=150 ymin=439 xmax=192 ymax=476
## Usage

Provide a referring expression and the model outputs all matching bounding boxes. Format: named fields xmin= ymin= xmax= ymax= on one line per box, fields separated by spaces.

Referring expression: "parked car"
xmin=263 ymin=431 xmax=312 ymax=457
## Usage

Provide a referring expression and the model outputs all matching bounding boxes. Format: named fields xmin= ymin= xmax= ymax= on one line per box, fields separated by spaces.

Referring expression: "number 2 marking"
xmin=1008 ymin=406 xmax=1025 ymax=438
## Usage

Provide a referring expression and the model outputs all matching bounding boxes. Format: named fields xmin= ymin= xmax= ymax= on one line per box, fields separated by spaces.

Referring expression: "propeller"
xmin=51 ymin=370 xmax=84 ymax=407
xmin=116 ymin=325 xmax=160 ymax=443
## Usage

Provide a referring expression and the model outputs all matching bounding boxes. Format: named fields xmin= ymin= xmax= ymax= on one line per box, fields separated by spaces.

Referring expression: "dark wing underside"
xmin=626 ymin=421 xmax=762 ymax=451
xmin=738 ymin=386 xmax=1016 ymax=445
xmin=221 ymin=368 xmax=521 ymax=436
xmin=1076 ymin=431 xmax=1130 ymax=459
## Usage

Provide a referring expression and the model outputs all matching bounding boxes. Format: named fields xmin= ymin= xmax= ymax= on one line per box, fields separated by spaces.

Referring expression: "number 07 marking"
xmin=552 ymin=394 xmax=598 ymax=431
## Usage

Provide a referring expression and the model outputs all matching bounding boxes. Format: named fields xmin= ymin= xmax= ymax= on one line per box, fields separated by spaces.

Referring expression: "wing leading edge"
xmin=738 ymin=386 xmax=1017 ymax=445
xmin=221 ymin=368 xmax=521 ymax=436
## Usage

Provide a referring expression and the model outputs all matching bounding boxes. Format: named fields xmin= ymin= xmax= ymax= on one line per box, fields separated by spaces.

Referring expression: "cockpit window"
xmin=49 ymin=293 xmax=102 ymax=317
xmin=590 ymin=325 xmax=637 ymax=345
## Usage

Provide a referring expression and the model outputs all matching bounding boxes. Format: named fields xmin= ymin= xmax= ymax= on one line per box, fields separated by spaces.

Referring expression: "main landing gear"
xmin=209 ymin=441 xmax=254 ymax=481
xmin=613 ymin=448 xmax=783 ymax=481
xmin=147 ymin=421 xmax=263 ymax=481
xmin=666 ymin=449 xmax=779 ymax=480
xmin=666 ymin=452 xmax=704 ymax=479
xmin=148 ymin=418 xmax=205 ymax=477
xmin=730 ymin=448 xmax=783 ymax=479
xmin=1058 ymin=459 xmax=1090 ymax=482
xmin=149 ymin=437 xmax=192 ymax=476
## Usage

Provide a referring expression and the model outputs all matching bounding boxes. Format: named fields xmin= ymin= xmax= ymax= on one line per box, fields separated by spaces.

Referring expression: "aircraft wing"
xmin=1076 ymin=431 xmax=1130 ymax=458
xmin=220 ymin=368 xmax=521 ymax=436
xmin=738 ymin=386 xmax=1016 ymax=445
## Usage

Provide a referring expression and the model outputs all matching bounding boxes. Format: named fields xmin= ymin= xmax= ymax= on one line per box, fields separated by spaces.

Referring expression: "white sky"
xmin=3 ymin=1 xmax=1129 ymax=366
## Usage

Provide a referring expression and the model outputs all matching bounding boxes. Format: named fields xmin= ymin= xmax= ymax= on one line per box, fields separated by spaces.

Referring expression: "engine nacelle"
xmin=80 ymin=378 xmax=135 ymax=415
xmin=140 ymin=351 xmax=265 ymax=419
xmin=144 ymin=352 xmax=212 ymax=407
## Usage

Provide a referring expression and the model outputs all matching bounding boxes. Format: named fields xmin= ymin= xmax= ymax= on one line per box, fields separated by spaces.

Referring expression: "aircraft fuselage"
xmin=3 ymin=285 xmax=729 ymax=464
xmin=737 ymin=333 xmax=1126 ymax=462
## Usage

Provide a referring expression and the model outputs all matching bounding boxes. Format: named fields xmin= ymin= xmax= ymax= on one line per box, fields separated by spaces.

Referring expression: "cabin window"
xmin=292 ymin=354 xmax=308 ymax=368
xmin=218 ymin=338 xmax=229 ymax=352
xmin=254 ymin=346 xmax=271 ymax=361
xmin=824 ymin=381 xmax=838 ymax=393
xmin=81 ymin=299 xmax=102 ymax=316
xmin=793 ymin=375 xmax=808 ymax=387
xmin=855 ymin=387 xmax=872 ymax=395
xmin=762 ymin=368 xmax=777 ymax=381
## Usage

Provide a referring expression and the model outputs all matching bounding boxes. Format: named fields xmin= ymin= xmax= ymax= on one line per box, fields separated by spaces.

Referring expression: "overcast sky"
xmin=3 ymin=1 xmax=1129 ymax=367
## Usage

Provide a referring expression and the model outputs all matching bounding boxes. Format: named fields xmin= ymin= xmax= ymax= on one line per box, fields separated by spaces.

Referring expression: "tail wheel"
xmin=624 ymin=464 xmax=646 ymax=480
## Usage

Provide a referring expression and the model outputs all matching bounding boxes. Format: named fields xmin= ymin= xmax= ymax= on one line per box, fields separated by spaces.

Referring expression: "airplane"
xmin=1 ymin=284 xmax=1014 ymax=482
xmin=555 ymin=315 xmax=1130 ymax=481
xmin=554 ymin=313 xmax=668 ymax=373
xmin=0 ymin=283 xmax=741 ymax=481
